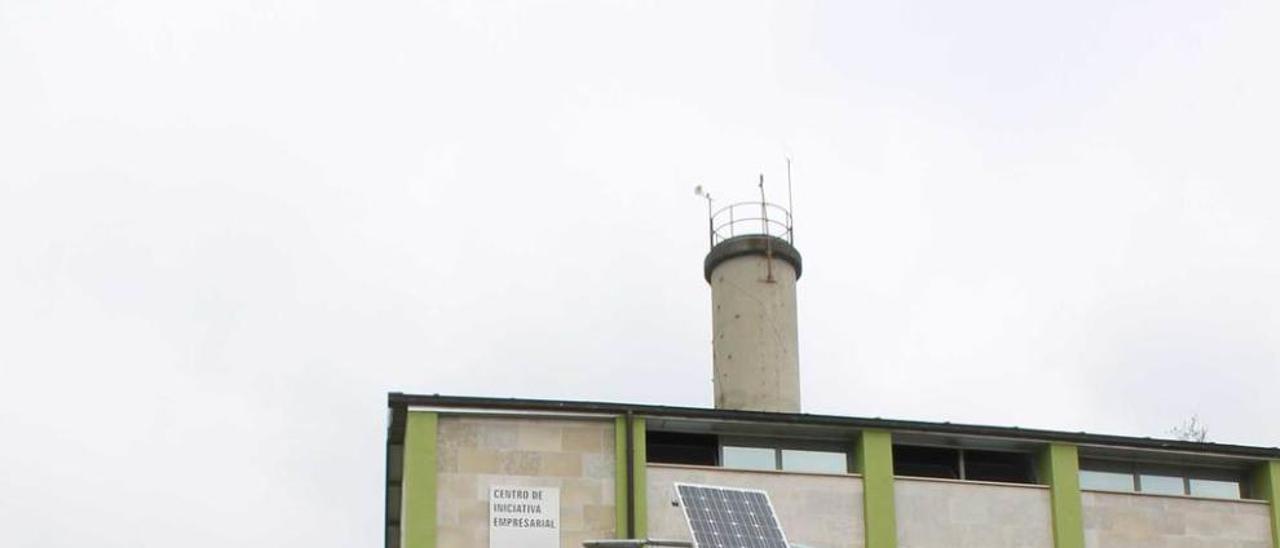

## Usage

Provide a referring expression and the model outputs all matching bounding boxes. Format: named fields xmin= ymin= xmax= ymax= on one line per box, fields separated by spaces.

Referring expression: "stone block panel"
xmin=647 ymin=464 xmax=864 ymax=548
xmin=435 ymin=416 xmax=617 ymax=548
xmin=1082 ymin=491 xmax=1272 ymax=548
xmin=895 ymin=478 xmax=1053 ymax=548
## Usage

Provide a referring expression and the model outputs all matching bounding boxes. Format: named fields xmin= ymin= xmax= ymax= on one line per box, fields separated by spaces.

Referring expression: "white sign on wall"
xmin=489 ymin=486 xmax=559 ymax=548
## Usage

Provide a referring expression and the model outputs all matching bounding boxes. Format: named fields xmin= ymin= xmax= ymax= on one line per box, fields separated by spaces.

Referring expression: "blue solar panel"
xmin=675 ymin=483 xmax=790 ymax=548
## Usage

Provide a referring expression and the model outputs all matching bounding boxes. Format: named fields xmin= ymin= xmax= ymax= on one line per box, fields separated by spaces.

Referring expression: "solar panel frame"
xmin=674 ymin=482 xmax=791 ymax=548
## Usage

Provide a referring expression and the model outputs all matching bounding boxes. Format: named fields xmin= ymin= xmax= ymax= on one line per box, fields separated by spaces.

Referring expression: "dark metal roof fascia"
xmin=385 ymin=393 xmax=1280 ymax=460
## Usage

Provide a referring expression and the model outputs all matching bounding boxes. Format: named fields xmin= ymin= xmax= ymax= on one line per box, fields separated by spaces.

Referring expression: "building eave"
xmin=386 ymin=392 xmax=1280 ymax=460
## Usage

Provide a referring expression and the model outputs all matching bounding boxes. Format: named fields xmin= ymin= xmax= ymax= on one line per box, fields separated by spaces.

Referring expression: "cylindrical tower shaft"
xmin=704 ymin=235 xmax=802 ymax=413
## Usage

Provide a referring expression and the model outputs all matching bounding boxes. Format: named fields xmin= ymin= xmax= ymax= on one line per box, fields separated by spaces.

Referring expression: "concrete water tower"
xmin=700 ymin=179 xmax=802 ymax=413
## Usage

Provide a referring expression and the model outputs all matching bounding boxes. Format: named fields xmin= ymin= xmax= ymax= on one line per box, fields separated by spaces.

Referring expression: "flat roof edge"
xmin=386 ymin=392 xmax=1280 ymax=460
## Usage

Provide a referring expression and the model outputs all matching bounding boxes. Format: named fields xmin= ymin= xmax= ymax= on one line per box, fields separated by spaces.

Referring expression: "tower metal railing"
xmin=707 ymin=201 xmax=794 ymax=249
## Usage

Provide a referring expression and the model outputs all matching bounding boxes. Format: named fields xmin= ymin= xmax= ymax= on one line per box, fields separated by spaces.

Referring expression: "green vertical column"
xmin=631 ymin=416 xmax=648 ymax=538
xmin=855 ymin=430 xmax=897 ymax=548
xmin=614 ymin=417 xmax=630 ymax=539
xmin=1252 ymin=461 xmax=1280 ymax=548
xmin=402 ymin=412 xmax=438 ymax=548
xmin=1039 ymin=443 xmax=1084 ymax=548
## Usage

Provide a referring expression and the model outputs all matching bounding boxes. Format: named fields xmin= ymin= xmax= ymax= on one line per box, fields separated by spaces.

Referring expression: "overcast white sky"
xmin=3 ymin=0 xmax=1279 ymax=545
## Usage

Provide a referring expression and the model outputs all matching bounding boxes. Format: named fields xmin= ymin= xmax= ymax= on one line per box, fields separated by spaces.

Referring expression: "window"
xmin=1078 ymin=459 xmax=1247 ymax=499
xmin=646 ymin=431 xmax=849 ymax=473
xmin=1138 ymin=473 xmax=1185 ymax=496
xmin=647 ymin=431 xmax=719 ymax=466
xmin=1079 ymin=469 xmax=1134 ymax=491
xmin=721 ymin=444 xmax=849 ymax=474
xmin=965 ymin=449 xmax=1035 ymax=483
xmin=782 ymin=449 xmax=848 ymax=474
xmin=893 ymin=445 xmax=959 ymax=479
xmin=1189 ymin=478 xmax=1241 ymax=499
xmin=722 ymin=446 xmax=777 ymax=471
xmin=893 ymin=445 xmax=1036 ymax=484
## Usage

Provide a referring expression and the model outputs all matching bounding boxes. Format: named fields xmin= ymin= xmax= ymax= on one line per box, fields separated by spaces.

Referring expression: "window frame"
xmin=891 ymin=444 xmax=962 ymax=480
xmin=1077 ymin=458 xmax=1249 ymax=499
xmin=718 ymin=436 xmax=852 ymax=474
xmin=645 ymin=430 xmax=721 ymax=467
xmin=891 ymin=443 xmax=1038 ymax=485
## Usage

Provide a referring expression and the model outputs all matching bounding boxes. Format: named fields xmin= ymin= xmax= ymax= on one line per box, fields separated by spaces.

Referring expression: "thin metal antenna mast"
xmin=786 ymin=157 xmax=794 ymax=243
xmin=759 ymin=174 xmax=775 ymax=283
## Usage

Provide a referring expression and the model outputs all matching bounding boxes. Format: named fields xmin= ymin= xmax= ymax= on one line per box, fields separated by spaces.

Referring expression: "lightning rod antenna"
xmin=759 ymin=173 xmax=776 ymax=283
xmin=786 ymin=157 xmax=794 ymax=243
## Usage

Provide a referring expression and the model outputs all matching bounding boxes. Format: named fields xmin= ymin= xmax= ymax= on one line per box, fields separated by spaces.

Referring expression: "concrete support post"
xmin=402 ymin=412 xmax=438 ymax=548
xmin=1039 ymin=443 xmax=1084 ymax=548
xmin=855 ymin=430 xmax=897 ymax=548
xmin=1252 ymin=461 xmax=1280 ymax=548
